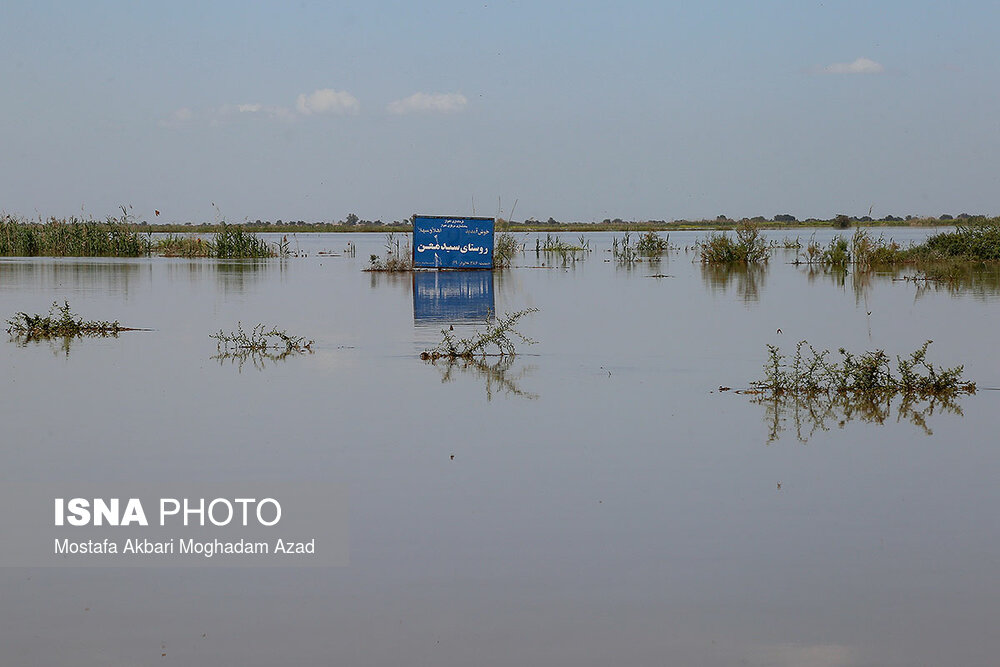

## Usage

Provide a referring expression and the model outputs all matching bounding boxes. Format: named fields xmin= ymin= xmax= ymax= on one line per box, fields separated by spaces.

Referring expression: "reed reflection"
xmin=423 ymin=355 xmax=537 ymax=401
xmin=751 ymin=391 xmax=968 ymax=444
xmin=0 ymin=258 xmax=144 ymax=294
xmin=701 ymin=264 xmax=768 ymax=303
xmin=799 ymin=262 xmax=1000 ymax=302
xmin=164 ymin=259 xmax=279 ymax=294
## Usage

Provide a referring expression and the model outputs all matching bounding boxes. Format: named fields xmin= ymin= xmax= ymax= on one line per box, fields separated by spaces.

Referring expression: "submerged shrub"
xmin=421 ymin=308 xmax=538 ymax=360
xmin=6 ymin=301 xmax=125 ymax=338
xmin=367 ymin=232 xmax=413 ymax=271
xmin=750 ymin=340 xmax=975 ymax=397
xmin=822 ymin=236 xmax=851 ymax=267
xmin=699 ymin=220 xmax=769 ymax=264
xmin=801 ymin=229 xmax=904 ymax=268
xmin=919 ymin=220 xmax=1000 ymax=261
xmin=209 ymin=323 xmax=313 ymax=371
xmin=635 ymin=231 xmax=672 ymax=257
xmin=210 ymin=322 xmax=312 ymax=353
xmin=851 ymin=229 xmax=903 ymax=268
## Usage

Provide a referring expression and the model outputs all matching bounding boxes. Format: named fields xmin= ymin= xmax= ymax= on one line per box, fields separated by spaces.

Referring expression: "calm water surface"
xmin=1 ymin=229 xmax=998 ymax=666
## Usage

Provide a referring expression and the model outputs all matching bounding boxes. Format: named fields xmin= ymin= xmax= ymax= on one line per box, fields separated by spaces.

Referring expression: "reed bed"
xmin=0 ymin=214 xmax=151 ymax=257
xmin=0 ymin=216 xmax=280 ymax=258
xmin=158 ymin=225 xmax=279 ymax=258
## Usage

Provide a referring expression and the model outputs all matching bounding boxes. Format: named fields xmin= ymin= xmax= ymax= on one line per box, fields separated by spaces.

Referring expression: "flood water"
xmin=1 ymin=229 xmax=999 ymax=666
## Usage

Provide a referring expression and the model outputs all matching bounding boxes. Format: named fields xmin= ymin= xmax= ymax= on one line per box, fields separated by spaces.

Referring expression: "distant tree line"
xmin=129 ymin=210 xmax=983 ymax=231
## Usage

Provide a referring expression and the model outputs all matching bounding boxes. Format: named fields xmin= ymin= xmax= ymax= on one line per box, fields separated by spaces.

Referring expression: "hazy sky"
xmin=2 ymin=1 xmax=999 ymax=223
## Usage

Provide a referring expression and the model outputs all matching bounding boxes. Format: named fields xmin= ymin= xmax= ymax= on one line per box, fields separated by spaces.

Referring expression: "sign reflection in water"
xmin=412 ymin=270 xmax=495 ymax=323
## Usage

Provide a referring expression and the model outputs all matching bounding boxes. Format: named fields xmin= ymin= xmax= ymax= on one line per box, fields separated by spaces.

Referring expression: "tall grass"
xmin=0 ymin=214 xmax=151 ymax=257
xmin=367 ymin=232 xmax=413 ymax=271
xmin=155 ymin=228 xmax=278 ymax=258
xmin=535 ymin=234 xmax=590 ymax=254
xmin=155 ymin=235 xmax=213 ymax=257
xmin=494 ymin=231 xmax=519 ymax=268
xmin=211 ymin=224 xmax=277 ymax=258
xmin=1 ymin=215 xmax=280 ymax=258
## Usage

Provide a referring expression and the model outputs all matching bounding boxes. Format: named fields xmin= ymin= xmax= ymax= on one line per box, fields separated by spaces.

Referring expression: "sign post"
xmin=412 ymin=215 xmax=494 ymax=269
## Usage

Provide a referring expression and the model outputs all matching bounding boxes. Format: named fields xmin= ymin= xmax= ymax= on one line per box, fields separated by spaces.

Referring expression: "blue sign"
xmin=413 ymin=270 xmax=495 ymax=323
xmin=413 ymin=216 xmax=494 ymax=269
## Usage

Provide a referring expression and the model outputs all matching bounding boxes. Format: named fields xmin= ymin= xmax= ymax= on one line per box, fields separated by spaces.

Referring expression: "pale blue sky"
xmin=2 ymin=1 xmax=999 ymax=223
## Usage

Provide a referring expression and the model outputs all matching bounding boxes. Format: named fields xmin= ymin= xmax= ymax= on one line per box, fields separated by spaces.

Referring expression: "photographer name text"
xmin=54 ymin=537 xmax=314 ymax=558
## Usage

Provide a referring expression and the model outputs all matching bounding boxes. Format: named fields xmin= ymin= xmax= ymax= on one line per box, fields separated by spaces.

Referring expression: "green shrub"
xmin=699 ymin=219 xmax=769 ymax=264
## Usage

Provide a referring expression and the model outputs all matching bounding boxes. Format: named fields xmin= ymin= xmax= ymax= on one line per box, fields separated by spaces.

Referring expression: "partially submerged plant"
xmin=535 ymin=234 xmax=591 ymax=266
xmin=494 ymin=230 xmax=520 ymax=268
xmin=822 ymin=236 xmax=851 ymax=267
xmin=698 ymin=219 xmax=769 ymax=264
xmin=774 ymin=236 xmax=802 ymax=250
xmin=536 ymin=233 xmax=589 ymax=253
xmin=635 ymin=230 xmax=672 ymax=257
xmin=210 ymin=323 xmax=313 ymax=354
xmin=366 ymin=232 xmax=413 ymax=272
xmin=156 ymin=225 xmax=278 ymax=258
xmin=612 ymin=232 xmax=638 ymax=264
xmin=797 ymin=229 xmax=904 ymax=269
xmin=917 ymin=219 xmax=1000 ymax=261
xmin=211 ymin=224 xmax=277 ymax=258
xmin=745 ymin=339 xmax=975 ymax=443
xmin=6 ymin=301 xmax=129 ymax=338
xmin=613 ymin=231 xmax=673 ymax=263
xmin=749 ymin=340 xmax=975 ymax=397
xmin=421 ymin=308 xmax=538 ymax=360
xmin=0 ymin=209 xmax=152 ymax=257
